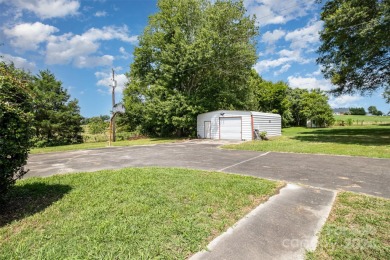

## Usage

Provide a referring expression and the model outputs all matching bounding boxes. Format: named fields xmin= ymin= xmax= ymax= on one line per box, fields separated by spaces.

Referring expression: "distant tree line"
xmin=82 ymin=115 xmax=110 ymax=134
xmin=349 ymin=107 xmax=367 ymax=115
xmin=348 ymin=106 xmax=384 ymax=116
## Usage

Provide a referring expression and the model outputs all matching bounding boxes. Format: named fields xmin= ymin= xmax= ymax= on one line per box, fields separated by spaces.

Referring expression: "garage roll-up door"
xmin=220 ymin=117 xmax=242 ymax=140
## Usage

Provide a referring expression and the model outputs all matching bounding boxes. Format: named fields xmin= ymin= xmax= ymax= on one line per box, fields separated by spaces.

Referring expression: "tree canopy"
xmin=248 ymin=70 xmax=334 ymax=127
xmin=123 ymin=0 xmax=258 ymax=136
xmin=317 ymin=0 xmax=390 ymax=96
xmin=32 ymin=71 xmax=83 ymax=147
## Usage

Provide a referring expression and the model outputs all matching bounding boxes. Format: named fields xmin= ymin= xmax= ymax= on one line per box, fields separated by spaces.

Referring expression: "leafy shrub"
xmin=346 ymin=118 xmax=353 ymax=126
xmin=260 ymin=131 xmax=268 ymax=140
xmin=0 ymin=63 xmax=33 ymax=201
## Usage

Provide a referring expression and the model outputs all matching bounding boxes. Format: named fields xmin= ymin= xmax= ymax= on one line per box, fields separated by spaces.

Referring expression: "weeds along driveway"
xmin=26 ymin=142 xmax=390 ymax=198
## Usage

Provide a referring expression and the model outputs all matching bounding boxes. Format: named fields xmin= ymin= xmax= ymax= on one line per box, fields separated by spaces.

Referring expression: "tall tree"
xmin=32 ymin=70 xmax=83 ymax=147
xmin=0 ymin=62 xmax=33 ymax=200
xmin=300 ymin=89 xmax=335 ymax=127
xmin=123 ymin=0 xmax=258 ymax=136
xmin=287 ymin=88 xmax=309 ymax=126
xmin=317 ymin=0 xmax=389 ymax=96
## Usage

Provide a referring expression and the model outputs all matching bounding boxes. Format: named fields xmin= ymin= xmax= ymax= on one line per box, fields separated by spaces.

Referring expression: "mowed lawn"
xmin=224 ymin=125 xmax=390 ymax=158
xmin=334 ymin=115 xmax=390 ymax=125
xmin=30 ymin=138 xmax=182 ymax=154
xmin=308 ymin=192 xmax=390 ymax=259
xmin=0 ymin=168 xmax=281 ymax=259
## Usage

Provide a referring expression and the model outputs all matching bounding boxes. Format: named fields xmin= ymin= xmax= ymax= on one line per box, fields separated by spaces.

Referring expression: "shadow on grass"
xmin=0 ymin=183 xmax=71 ymax=227
xmin=292 ymin=127 xmax=390 ymax=146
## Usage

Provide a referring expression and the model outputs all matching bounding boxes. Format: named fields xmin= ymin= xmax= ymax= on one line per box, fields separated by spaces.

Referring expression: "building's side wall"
xmin=252 ymin=113 xmax=282 ymax=136
xmin=197 ymin=111 xmax=252 ymax=140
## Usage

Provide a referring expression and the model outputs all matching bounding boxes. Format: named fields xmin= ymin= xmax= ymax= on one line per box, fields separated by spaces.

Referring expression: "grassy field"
xmin=30 ymin=138 xmax=182 ymax=154
xmin=307 ymin=192 xmax=390 ymax=259
xmin=224 ymin=125 xmax=390 ymax=158
xmin=334 ymin=115 xmax=390 ymax=125
xmin=0 ymin=168 xmax=281 ymax=259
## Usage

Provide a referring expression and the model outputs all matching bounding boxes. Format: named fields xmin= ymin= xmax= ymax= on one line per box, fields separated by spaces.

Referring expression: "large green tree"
xmin=317 ymin=0 xmax=390 ymax=96
xmin=287 ymin=88 xmax=310 ymax=127
xmin=0 ymin=62 xmax=33 ymax=200
xmin=123 ymin=0 xmax=258 ymax=136
xmin=300 ymin=89 xmax=335 ymax=127
xmin=32 ymin=70 xmax=83 ymax=147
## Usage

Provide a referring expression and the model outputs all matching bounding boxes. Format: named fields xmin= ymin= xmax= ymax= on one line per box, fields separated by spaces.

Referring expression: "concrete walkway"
xmin=191 ymin=184 xmax=336 ymax=260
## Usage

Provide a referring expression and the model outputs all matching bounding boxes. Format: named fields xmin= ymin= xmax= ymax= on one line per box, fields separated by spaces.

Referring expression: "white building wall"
xmin=197 ymin=110 xmax=281 ymax=140
xmin=197 ymin=110 xmax=252 ymax=140
xmin=252 ymin=112 xmax=281 ymax=136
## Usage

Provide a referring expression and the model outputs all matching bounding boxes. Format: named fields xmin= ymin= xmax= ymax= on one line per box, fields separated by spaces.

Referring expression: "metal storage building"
xmin=197 ymin=110 xmax=281 ymax=140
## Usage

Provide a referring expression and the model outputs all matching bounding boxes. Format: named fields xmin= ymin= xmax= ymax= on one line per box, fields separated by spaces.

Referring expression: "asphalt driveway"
xmin=26 ymin=141 xmax=390 ymax=198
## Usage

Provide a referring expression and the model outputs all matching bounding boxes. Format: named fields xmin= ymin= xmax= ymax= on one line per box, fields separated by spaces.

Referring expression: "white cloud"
xmin=74 ymin=55 xmax=114 ymax=68
xmin=245 ymin=0 xmax=316 ymax=26
xmin=328 ymin=95 xmax=363 ymax=108
xmin=0 ymin=53 xmax=36 ymax=71
xmin=4 ymin=0 xmax=80 ymax=19
xmin=261 ymin=29 xmax=286 ymax=44
xmin=254 ymin=49 xmax=308 ymax=74
xmin=306 ymin=66 xmax=323 ymax=77
xmin=287 ymin=76 xmax=332 ymax=91
xmin=94 ymin=11 xmax=107 ymax=17
xmin=3 ymin=22 xmax=59 ymax=51
xmin=45 ymin=26 xmax=137 ymax=66
xmin=118 ymin=46 xmax=131 ymax=59
xmin=95 ymin=70 xmax=128 ymax=94
xmin=285 ymin=20 xmax=323 ymax=50
xmin=274 ymin=64 xmax=291 ymax=76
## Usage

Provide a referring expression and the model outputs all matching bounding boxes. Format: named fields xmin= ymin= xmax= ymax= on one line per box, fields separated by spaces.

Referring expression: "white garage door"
xmin=220 ymin=117 xmax=242 ymax=140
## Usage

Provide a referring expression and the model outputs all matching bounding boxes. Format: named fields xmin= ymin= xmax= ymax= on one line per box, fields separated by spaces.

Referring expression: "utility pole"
xmin=111 ymin=68 xmax=117 ymax=142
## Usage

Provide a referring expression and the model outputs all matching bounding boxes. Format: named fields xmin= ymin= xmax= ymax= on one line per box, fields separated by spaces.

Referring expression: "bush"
xmin=0 ymin=63 xmax=33 ymax=201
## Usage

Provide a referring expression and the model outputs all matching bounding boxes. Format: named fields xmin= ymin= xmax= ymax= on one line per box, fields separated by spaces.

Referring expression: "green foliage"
xmin=248 ymin=71 xmax=334 ymax=128
xmin=317 ymin=0 xmax=390 ymax=96
xmin=287 ymin=88 xmax=309 ymax=126
xmin=368 ymin=105 xmax=383 ymax=116
xmin=383 ymin=86 xmax=390 ymax=103
xmin=32 ymin=70 xmax=83 ymax=147
xmin=86 ymin=116 xmax=109 ymax=134
xmin=300 ymin=89 xmax=335 ymax=127
xmin=248 ymin=70 xmax=293 ymax=127
xmin=123 ymin=0 xmax=258 ymax=136
xmin=0 ymin=62 xmax=34 ymax=200
xmin=349 ymin=107 xmax=366 ymax=115
xmin=82 ymin=115 xmax=109 ymax=125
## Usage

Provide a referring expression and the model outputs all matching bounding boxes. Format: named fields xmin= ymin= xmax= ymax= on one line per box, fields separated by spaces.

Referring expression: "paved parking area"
xmin=26 ymin=141 xmax=390 ymax=198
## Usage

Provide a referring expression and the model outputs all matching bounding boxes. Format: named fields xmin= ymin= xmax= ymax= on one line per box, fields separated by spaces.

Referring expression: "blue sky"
xmin=1 ymin=0 xmax=388 ymax=117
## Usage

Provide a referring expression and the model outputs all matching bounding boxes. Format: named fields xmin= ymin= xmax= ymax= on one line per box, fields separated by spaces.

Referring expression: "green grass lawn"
xmin=334 ymin=115 xmax=390 ymax=125
xmin=30 ymin=138 xmax=182 ymax=154
xmin=0 ymin=168 xmax=281 ymax=259
xmin=224 ymin=125 xmax=390 ymax=158
xmin=307 ymin=192 xmax=390 ymax=259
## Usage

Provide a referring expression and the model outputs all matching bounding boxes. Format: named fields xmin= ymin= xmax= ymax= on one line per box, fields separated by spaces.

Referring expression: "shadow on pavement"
xmin=0 ymin=183 xmax=71 ymax=227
